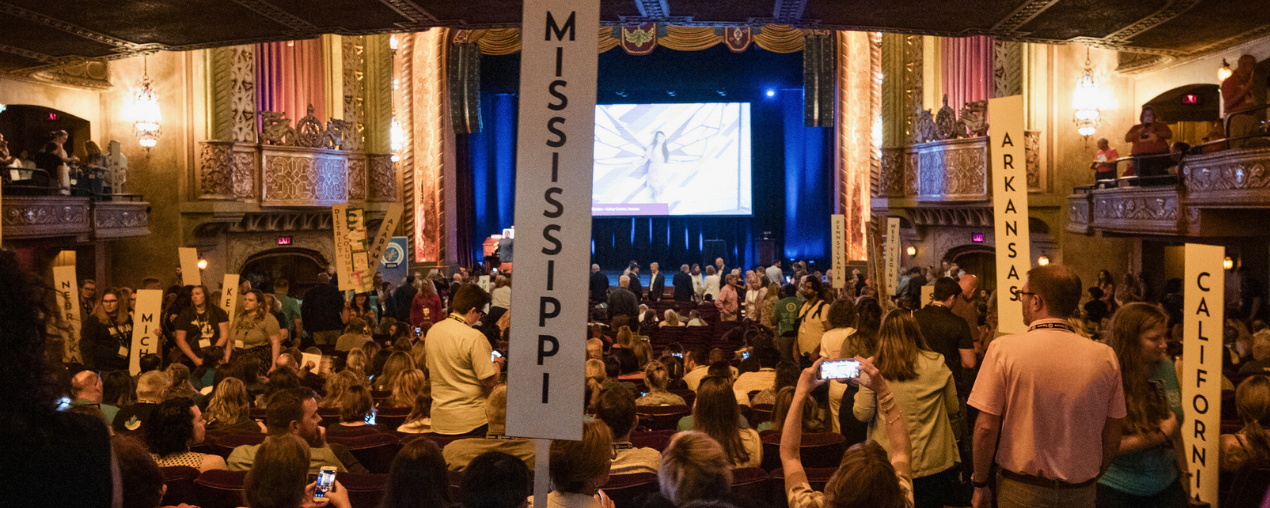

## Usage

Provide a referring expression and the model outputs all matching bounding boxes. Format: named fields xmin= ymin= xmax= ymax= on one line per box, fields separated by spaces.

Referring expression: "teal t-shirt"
xmin=1098 ymin=360 xmax=1183 ymax=496
xmin=774 ymin=296 xmax=805 ymax=336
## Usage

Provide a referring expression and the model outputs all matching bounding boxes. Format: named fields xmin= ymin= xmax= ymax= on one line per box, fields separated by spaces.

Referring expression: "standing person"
xmin=648 ymin=262 xmax=665 ymax=303
xmin=902 ymin=267 xmax=927 ymax=301
xmin=273 ymin=279 xmax=303 ymax=342
xmin=411 ymin=277 xmax=445 ymax=329
xmin=714 ymin=258 xmax=728 ymax=286
xmin=607 ymin=276 xmax=640 ymax=326
xmin=703 ymin=266 xmax=722 ymax=302
xmin=716 ymin=273 xmax=740 ymax=322
xmin=1090 ymin=138 xmax=1121 ymax=187
xmin=629 ymin=265 xmax=645 ymax=304
xmin=1097 ymin=270 xmax=1118 ymax=313
xmin=794 ymin=277 xmax=828 ymax=362
xmin=691 ymin=264 xmax=705 ymax=301
xmin=818 ymin=298 xmax=857 ymax=432
xmin=1222 ymin=55 xmax=1260 ymax=146
xmin=426 ymin=284 xmax=503 ymax=436
xmin=371 ymin=272 xmax=390 ymax=321
xmin=1097 ymin=302 xmax=1190 ymax=507
xmin=744 ymin=271 xmax=765 ymax=322
xmin=301 ymin=271 xmax=345 ymax=347
xmin=914 ymin=277 xmax=977 ymax=394
xmin=487 ymin=275 xmax=512 ymax=324
xmin=673 ymin=264 xmax=695 ymax=303
xmin=950 ymin=275 xmax=980 ymax=345
xmin=79 ymin=279 xmax=98 ymax=320
xmin=173 ymin=285 xmax=230 ymax=367
xmin=393 ymin=273 xmax=420 ymax=323
xmin=853 ymin=311 xmax=959 ymax=508
xmin=969 ymin=265 xmax=1126 ymax=508
xmin=81 ymin=287 xmax=133 ymax=371
xmin=1124 ymin=105 xmax=1172 ymax=180
xmin=231 ymin=289 xmax=283 ymax=367
xmin=773 ymin=283 xmax=805 ymax=363
xmin=589 ymin=264 xmax=610 ymax=303
xmin=766 ymin=260 xmax=785 ymax=286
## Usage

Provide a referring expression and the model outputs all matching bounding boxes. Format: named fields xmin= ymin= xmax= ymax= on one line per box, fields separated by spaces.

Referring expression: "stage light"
xmin=1219 ymin=59 xmax=1233 ymax=82
xmin=1224 ymin=257 xmax=1235 ymax=270
xmin=717 ymin=90 xmax=727 ymax=97
xmin=905 ymin=246 xmax=917 ymax=257
xmin=197 ymin=258 xmax=208 ymax=270
xmin=765 ymin=89 xmax=776 ymax=97
xmin=1037 ymin=255 xmax=1050 ymax=266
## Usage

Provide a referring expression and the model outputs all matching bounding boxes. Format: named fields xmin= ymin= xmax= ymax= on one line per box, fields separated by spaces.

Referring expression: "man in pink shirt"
xmin=1089 ymin=138 xmax=1119 ymax=188
xmin=715 ymin=273 xmax=739 ymax=321
xmin=968 ymin=265 xmax=1126 ymax=508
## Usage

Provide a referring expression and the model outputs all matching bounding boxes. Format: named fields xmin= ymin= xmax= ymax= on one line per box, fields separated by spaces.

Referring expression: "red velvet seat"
xmin=760 ymin=433 xmax=846 ymax=471
xmin=209 ymin=432 xmax=267 ymax=458
xmin=668 ymin=389 xmax=695 ymax=408
xmin=602 ymin=472 xmax=660 ymax=508
xmin=160 ymin=466 xmax=201 ymax=507
xmin=636 ymin=405 xmax=691 ymax=431
xmin=193 ymin=470 xmax=247 ymax=508
xmin=374 ymin=407 xmax=413 ymax=430
xmin=398 ymin=431 xmax=469 ymax=449
xmin=326 ymin=425 xmax=384 ymax=438
xmin=325 ymin=472 xmax=388 ymax=508
xmin=629 ymin=429 xmax=676 ymax=451
xmin=327 ymin=433 xmax=403 ymax=474
xmin=751 ymin=403 xmax=775 ymax=424
xmin=730 ymin=467 xmax=772 ymax=503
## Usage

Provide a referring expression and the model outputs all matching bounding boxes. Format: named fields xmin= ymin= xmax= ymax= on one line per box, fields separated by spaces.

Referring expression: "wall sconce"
xmin=1037 ymin=255 xmax=1050 ymax=266
xmin=1224 ymin=257 xmax=1234 ymax=270
xmin=905 ymin=246 xmax=917 ymax=257
xmin=1072 ymin=49 xmax=1101 ymax=139
xmin=1219 ymin=59 xmax=1233 ymax=82
xmin=197 ymin=258 xmax=208 ymax=270
xmin=131 ymin=56 xmax=162 ymax=150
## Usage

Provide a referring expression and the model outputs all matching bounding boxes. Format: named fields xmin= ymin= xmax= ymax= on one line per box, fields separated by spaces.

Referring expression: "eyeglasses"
xmin=1018 ymin=291 xmax=1037 ymax=299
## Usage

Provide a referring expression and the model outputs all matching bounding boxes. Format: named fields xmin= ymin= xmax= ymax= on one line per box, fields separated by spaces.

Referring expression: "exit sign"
xmin=1181 ymin=94 xmax=1201 ymax=105
xmin=971 ymin=232 xmax=985 ymax=243
xmin=277 ymin=236 xmax=292 ymax=246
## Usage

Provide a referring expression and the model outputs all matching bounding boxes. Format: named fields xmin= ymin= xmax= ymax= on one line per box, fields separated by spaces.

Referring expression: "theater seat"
xmin=374 ymin=407 xmax=413 ymax=430
xmin=668 ymin=390 xmax=695 ymax=408
xmin=193 ymin=470 xmax=247 ymax=508
xmin=603 ymin=472 xmax=660 ymax=508
xmin=326 ymin=425 xmax=384 ymax=438
xmin=160 ymin=466 xmax=200 ymax=506
xmin=768 ymin=467 xmax=838 ymax=508
xmin=327 ymin=433 xmax=403 ymax=474
xmin=1227 ymin=466 xmax=1270 ymax=508
xmin=326 ymin=472 xmax=387 ymax=508
xmin=448 ymin=470 xmax=464 ymax=502
xmin=629 ymin=429 xmax=676 ymax=451
xmin=398 ymin=432 xmax=469 ymax=449
xmin=730 ymin=467 xmax=772 ymax=504
xmin=209 ymin=432 xmax=267 ymax=459
xmin=760 ymin=433 xmax=846 ymax=471
xmin=751 ymin=404 xmax=775 ymax=424
xmin=636 ymin=405 xmax=691 ymax=431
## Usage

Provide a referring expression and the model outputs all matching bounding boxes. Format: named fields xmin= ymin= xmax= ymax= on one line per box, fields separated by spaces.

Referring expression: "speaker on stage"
xmin=803 ymin=33 xmax=834 ymax=128
xmin=449 ymin=42 xmax=482 ymax=133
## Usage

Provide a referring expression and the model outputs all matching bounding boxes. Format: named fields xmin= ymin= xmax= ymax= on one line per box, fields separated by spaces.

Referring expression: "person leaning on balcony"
xmin=1124 ymin=105 xmax=1172 ymax=181
xmin=1223 ymin=54 xmax=1260 ymax=147
xmin=1089 ymin=138 xmax=1119 ymax=188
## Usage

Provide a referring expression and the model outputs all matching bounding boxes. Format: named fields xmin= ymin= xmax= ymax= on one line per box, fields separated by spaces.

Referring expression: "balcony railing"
xmin=2 ymin=193 xmax=149 ymax=240
xmin=198 ymin=141 xmax=396 ymax=207
xmin=876 ymin=131 xmax=1041 ymax=203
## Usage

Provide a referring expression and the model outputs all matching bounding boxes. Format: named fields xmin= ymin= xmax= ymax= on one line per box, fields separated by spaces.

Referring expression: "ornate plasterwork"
xmin=229 ymin=46 xmax=257 ymax=143
xmin=348 ymin=156 xmax=368 ymax=201
xmin=1024 ymin=130 xmax=1041 ymax=191
xmin=368 ymin=154 xmax=396 ymax=202
xmin=342 ymin=36 xmax=366 ymax=151
xmin=907 ymin=206 xmax=993 ymax=227
xmin=915 ymin=139 xmax=988 ymax=201
xmin=1067 ymin=194 xmax=1091 ymax=234
xmin=199 ymin=142 xmax=234 ymax=198
xmin=992 ymin=40 xmax=1022 ymax=98
xmin=877 ymin=148 xmax=905 ymax=197
xmin=1181 ymin=147 xmax=1270 ymax=205
xmin=29 ymin=58 xmax=111 ymax=90
xmin=1090 ymin=188 xmax=1187 ymax=235
xmin=92 ymin=202 xmax=149 ymax=239
xmin=2 ymin=197 xmax=90 ymax=238
xmin=261 ymin=150 xmax=349 ymax=206
xmin=226 ymin=230 xmax=335 ymax=275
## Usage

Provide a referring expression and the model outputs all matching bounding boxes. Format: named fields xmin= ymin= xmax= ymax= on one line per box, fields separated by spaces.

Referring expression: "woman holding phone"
xmin=852 ymin=310 xmax=958 ymax=508
xmin=1097 ymin=303 xmax=1190 ymax=507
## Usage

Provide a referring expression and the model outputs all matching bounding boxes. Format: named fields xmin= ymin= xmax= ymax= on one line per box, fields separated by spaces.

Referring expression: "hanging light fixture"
xmin=390 ymin=117 xmax=404 ymax=162
xmin=1219 ymin=59 xmax=1233 ymax=82
xmin=132 ymin=56 xmax=162 ymax=150
xmin=1072 ymin=48 xmax=1101 ymax=139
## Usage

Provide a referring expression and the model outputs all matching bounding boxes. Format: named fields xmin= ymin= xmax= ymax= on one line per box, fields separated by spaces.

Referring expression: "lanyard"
xmin=449 ymin=314 xmax=468 ymax=325
xmin=1029 ymin=322 xmax=1076 ymax=333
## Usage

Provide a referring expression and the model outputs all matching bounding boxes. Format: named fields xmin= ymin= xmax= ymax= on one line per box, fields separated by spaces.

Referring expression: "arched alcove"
xmin=239 ymin=247 xmax=329 ymax=297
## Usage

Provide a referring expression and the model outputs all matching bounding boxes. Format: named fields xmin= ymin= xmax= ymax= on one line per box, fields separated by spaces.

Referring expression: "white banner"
xmin=220 ymin=274 xmax=240 ymax=346
xmin=988 ymin=95 xmax=1030 ymax=335
xmin=885 ymin=217 xmax=900 ymax=294
xmin=333 ymin=204 xmax=373 ymax=293
xmin=1183 ymin=243 xmax=1223 ymax=505
xmin=831 ymin=214 xmax=846 ymax=289
xmin=53 ymin=265 xmax=83 ymax=362
xmin=366 ymin=203 xmax=405 ymax=276
xmin=179 ymin=248 xmax=202 ymax=286
xmin=128 ymin=290 xmax=163 ymax=375
xmin=505 ymin=0 xmax=599 ymax=442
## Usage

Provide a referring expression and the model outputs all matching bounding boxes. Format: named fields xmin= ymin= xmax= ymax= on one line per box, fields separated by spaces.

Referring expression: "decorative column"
xmin=837 ymin=31 xmax=883 ymax=262
xmin=992 ymin=40 xmax=1023 ymax=98
xmin=200 ymin=45 xmax=257 ymax=201
xmin=401 ymin=29 xmax=451 ymax=264
xmin=363 ymin=34 xmax=397 ymax=203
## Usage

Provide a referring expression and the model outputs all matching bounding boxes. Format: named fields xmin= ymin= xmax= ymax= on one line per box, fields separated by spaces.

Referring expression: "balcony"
xmin=197 ymin=141 xmax=396 ymax=207
xmin=873 ymin=131 xmax=1041 ymax=219
xmin=2 ymin=193 xmax=149 ymax=241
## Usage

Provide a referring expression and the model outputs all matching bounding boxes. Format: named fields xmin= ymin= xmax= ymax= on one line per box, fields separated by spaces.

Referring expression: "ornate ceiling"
xmin=0 ymin=0 xmax=1265 ymax=75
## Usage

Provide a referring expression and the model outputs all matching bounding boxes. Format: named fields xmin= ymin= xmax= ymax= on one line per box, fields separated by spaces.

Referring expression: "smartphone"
xmin=742 ymin=351 xmax=750 ymax=360
xmin=491 ymin=350 xmax=503 ymax=362
xmin=818 ymin=359 xmax=862 ymax=380
xmin=315 ymin=467 xmax=336 ymax=498
xmin=672 ymin=352 xmax=683 ymax=358
xmin=414 ymin=326 xmax=422 ymax=336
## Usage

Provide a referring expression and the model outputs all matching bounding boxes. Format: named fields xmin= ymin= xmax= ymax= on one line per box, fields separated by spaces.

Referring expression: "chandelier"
xmin=132 ymin=57 xmax=162 ymax=149
xmin=1072 ymin=49 xmax=1100 ymax=139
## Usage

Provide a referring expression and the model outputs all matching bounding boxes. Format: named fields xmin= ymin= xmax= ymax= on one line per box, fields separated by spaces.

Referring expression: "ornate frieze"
xmin=1089 ymin=187 xmax=1188 ymax=235
xmin=368 ymin=154 xmax=396 ymax=202
xmin=1067 ymin=193 xmax=1091 ymax=234
xmin=92 ymin=201 xmax=150 ymax=239
xmin=198 ymin=140 xmax=390 ymax=207
xmin=2 ymin=196 xmax=149 ymax=240
xmin=872 ymin=130 xmax=1041 ymax=200
xmin=347 ymin=155 xmax=368 ymax=201
xmin=1181 ymin=147 xmax=1270 ymax=206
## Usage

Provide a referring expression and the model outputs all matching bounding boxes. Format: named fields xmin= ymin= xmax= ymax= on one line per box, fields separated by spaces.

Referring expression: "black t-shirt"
xmin=912 ymin=304 xmax=974 ymax=391
xmin=175 ymin=305 xmax=230 ymax=350
xmin=112 ymin=402 xmax=159 ymax=434
xmin=3 ymin=411 xmax=114 ymax=508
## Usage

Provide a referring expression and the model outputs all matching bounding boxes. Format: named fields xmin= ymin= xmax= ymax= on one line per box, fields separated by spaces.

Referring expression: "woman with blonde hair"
xmin=1222 ymin=375 xmax=1270 ymax=472
xmin=230 ymin=289 xmax=282 ymax=367
xmin=320 ymin=370 xmax=363 ymax=410
xmin=204 ymin=377 xmax=260 ymax=433
xmin=164 ymin=363 xmax=201 ymax=402
xmin=614 ymin=326 xmax=636 ymax=349
xmin=853 ymin=310 xmax=957 ymax=508
xmin=345 ymin=348 xmax=370 ymax=379
xmin=383 ymin=368 xmax=427 ymax=409
xmin=374 ymin=351 xmax=416 ymax=391
xmin=694 ymin=376 xmax=762 ymax=468
xmin=660 ymin=310 xmax=684 ymax=328
xmin=760 ymin=281 xmax=781 ymax=332
xmin=1098 ymin=302 xmax=1190 ymax=505
xmin=636 ymin=361 xmax=686 ymax=407
xmin=585 ymin=359 xmax=608 ymax=413
xmin=81 ymin=287 xmax=133 ymax=371
xmin=657 ymin=431 xmax=735 ymax=506
xmin=547 ymin=420 xmax=614 ymax=508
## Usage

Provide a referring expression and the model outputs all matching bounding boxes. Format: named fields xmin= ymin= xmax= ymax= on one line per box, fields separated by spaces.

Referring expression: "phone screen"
xmin=672 ymin=352 xmax=683 ymax=358
xmin=819 ymin=359 xmax=861 ymax=380
xmin=742 ymin=351 xmax=750 ymax=360
xmin=315 ymin=468 xmax=336 ymax=498
xmin=414 ymin=326 xmax=422 ymax=336
xmin=491 ymin=350 xmax=503 ymax=362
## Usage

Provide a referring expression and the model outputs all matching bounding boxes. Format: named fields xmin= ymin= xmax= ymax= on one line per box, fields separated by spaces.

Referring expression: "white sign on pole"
xmin=1183 ymin=243 xmax=1223 ymax=505
xmin=179 ymin=248 xmax=202 ymax=286
xmin=220 ymin=274 xmax=241 ymax=347
xmin=885 ymin=217 xmax=900 ymax=293
xmin=128 ymin=290 xmax=163 ymax=375
xmin=366 ymin=203 xmax=405 ymax=276
xmin=988 ymin=95 xmax=1030 ymax=335
xmin=333 ymin=204 xmax=373 ymax=293
xmin=506 ymin=0 xmax=599 ymax=445
xmin=831 ymin=214 xmax=846 ymax=289
xmin=53 ymin=265 xmax=83 ymax=362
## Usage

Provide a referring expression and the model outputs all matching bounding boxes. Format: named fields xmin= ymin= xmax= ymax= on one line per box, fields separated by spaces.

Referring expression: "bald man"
xmin=71 ymin=370 xmax=119 ymax=424
xmin=590 ymin=264 xmax=610 ymax=303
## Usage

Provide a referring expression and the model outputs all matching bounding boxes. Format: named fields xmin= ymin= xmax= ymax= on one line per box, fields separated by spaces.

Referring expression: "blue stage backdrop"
xmin=458 ymin=45 xmax=833 ymax=272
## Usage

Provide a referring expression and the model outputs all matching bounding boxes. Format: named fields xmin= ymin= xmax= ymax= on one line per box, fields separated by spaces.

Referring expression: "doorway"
xmin=947 ymin=248 xmax=996 ymax=297
xmin=239 ymin=248 xmax=328 ymax=298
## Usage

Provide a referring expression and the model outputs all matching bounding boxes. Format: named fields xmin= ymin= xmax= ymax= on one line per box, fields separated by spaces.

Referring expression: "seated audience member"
xmin=103 ymin=369 xmax=137 ymax=408
xmin=759 ymin=386 xmax=825 ymax=433
xmin=708 ymin=348 xmax=740 ymax=380
xmin=1239 ymin=334 xmax=1270 ymax=375
xmin=707 ymin=361 xmax=737 ymax=384
xmin=686 ymin=310 xmax=708 ymax=327
xmin=345 ymin=348 xmax=371 ymax=378
xmin=320 ymin=370 xmax=362 ymax=410
xmin=255 ymin=369 xmax=302 ymax=409
xmin=461 ymin=452 xmax=532 ymax=508
xmin=638 ymin=361 xmax=688 ymax=406
xmin=751 ymin=361 xmax=799 ymax=406
xmin=691 ymin=376 xmax=762 ymax=468
xmin=1084 ymin=287 xmax=1111 ymax=326
xmin=378 ymin=438 xmax=453 ymax=508
xmin=587 ymin=338 xmax=605 ymax=361
xmin=595 ymin=387 xmax=662 ymax=475
xmin=204 ymin=377 xmax=262 ymax=433
xmin=272 ymin=352 xmax=325 ymax=393
xmin=443 ymin=385 xmax=536 ymax=471
xmin=1222 ymin=375 xmax=1270 ymax=472
xmin=71 ymin=369 xmax=119 ymax=424
xmin=164 ymin=363 xmax=203 ymax=403
xmin=547 ymin=420 xmax=614 ymax=507
xmin=336 ymin=317 xmax=372 ymax=353
xmin=615 ymin=347 xmax=644 ymax=381
xmin=228 ymin=388 xmax=362 ymax=474
xmin=112 ymin=435 xmax=172 ymax=508
xmin=145 ymin=397 xmax=227 ymax=471
xmin=683 ymin=351 xmax=710 ymax=390
xmin=245 ymin=433 xmax=351 ymax=508
xmin=374 ymin=351 xmax=417 ymax=391
xmin=328 ymin=384 xmax=387 ymax=434
xmin=383 ymin=368 xmax=429 ymax=408
xmin=783 ymin=358 xmax=914 ymax=508
xmin=647 ymin=431 xmax=753 ymax=508
xmin=191 ymin=346 xmax=222 ymax=391
xmin=662 ymin=310 xmax=686 ymax=328
xmin=732 ymin=347 xmax=779 ymax=406
xmin=114 ymin=370 xmax=170 ymax=434
xmin=396 ymin=381 xmax=434 ymax=434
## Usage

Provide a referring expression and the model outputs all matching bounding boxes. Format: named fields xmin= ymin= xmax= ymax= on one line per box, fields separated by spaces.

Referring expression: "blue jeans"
xmin=996 ymin=475 xmax=1096 ymax=508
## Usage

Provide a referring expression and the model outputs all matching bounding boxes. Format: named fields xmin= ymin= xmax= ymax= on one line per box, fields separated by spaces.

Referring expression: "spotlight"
xmin=1224 ymin=257 xmax=1235 ymax=270
xmin=667 ymin=91 xmax=677 ymax=97
xmin=717 ymin=90 xmax=727 ymax=97
xmin=905 ymin=246 xmax=917 ymax=257
xmin=197 ymin=258 xmax=208 ymax=270
xmin=765 ymin=89 xmax=776 ymax=97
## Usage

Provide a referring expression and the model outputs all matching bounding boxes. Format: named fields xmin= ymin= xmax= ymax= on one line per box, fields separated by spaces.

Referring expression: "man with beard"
xmin=227 ymin=388 xmax=365 ymax=473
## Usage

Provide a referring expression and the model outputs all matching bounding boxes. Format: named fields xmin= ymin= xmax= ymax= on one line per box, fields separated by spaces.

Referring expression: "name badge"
xmin=117 ymin=346 xmax=128 ymax=357
xmin=235 ymin=340 xmax=245 ymax=349
xmin=199 ymin=339 xmax=211 ymax=349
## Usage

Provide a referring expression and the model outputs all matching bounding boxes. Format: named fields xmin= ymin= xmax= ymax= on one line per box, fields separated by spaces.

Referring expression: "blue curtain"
xmin=782 ymin=88 xmax=831 ymax=261
xmin=467 ymin=93 xmax=517 ymax=261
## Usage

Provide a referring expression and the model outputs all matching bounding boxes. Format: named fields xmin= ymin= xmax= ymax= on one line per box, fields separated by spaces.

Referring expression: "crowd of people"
xmin=10 ymin=244 xmax=1270 ymax=508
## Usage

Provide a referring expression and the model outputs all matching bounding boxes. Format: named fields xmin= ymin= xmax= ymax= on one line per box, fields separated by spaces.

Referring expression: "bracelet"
xmin=877 ymin=392 xmax=895 ymax=406
xmin=971 ymin=475 xmax=991 ymax=488
xmin=886 ymin=411 xmax=902 ymax=425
